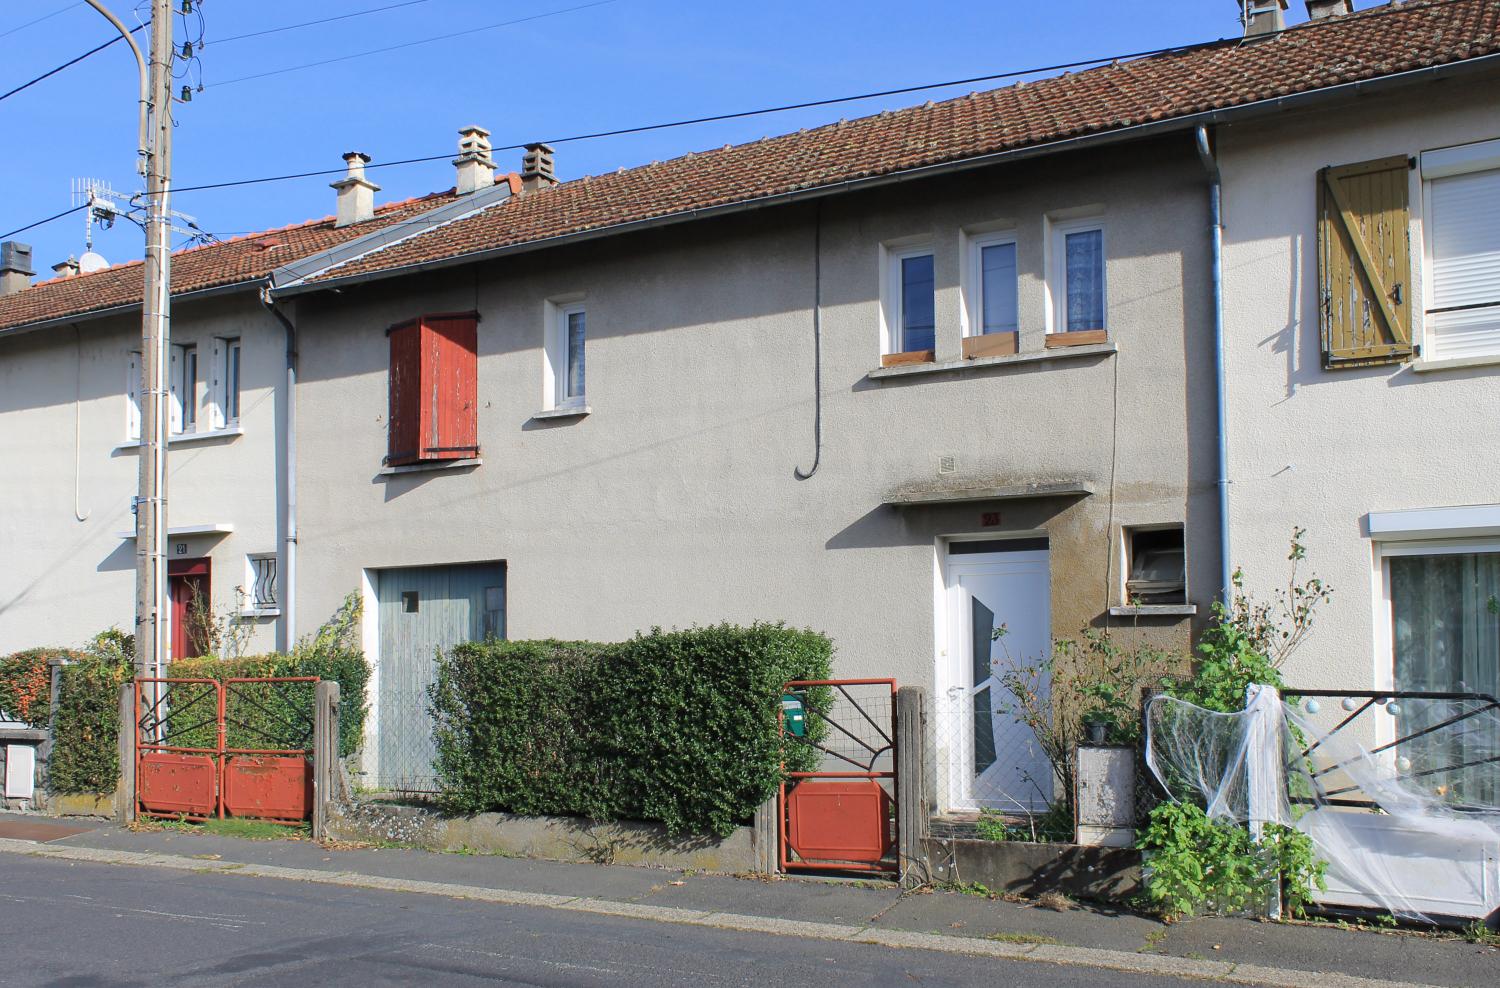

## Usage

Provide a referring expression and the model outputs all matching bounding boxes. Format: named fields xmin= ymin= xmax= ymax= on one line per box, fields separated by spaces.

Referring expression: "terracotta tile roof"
xmin=0 ymin=191 xmax=458 ymax=332
xmin=300 ymin=0 xmax=1500 ymax=287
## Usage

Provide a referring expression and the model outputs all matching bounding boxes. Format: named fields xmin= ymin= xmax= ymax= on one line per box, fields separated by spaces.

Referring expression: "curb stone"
xmin=0 ymin=838 xmax=1441 ymax=988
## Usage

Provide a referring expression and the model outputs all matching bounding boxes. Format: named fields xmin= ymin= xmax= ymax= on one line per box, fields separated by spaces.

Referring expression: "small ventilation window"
xmin=1125 ymin=527 xmax=1186 ymax=605
xmin=401 ymin=590 xmax=419 ymax=613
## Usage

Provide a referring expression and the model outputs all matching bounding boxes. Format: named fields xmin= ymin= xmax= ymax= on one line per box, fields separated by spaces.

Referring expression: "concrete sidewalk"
xmin=3 ymin=813 xmax=1495 ymax=987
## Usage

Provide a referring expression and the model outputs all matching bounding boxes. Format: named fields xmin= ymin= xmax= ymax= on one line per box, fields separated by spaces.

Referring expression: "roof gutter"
xmin=272 ymin=52 xmax=1500 ymax=298
xmin=0 ymin=279 xmax=253 ymax=341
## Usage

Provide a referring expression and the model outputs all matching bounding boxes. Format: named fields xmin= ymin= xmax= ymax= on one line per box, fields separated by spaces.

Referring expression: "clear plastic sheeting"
xmin=1146 ymin=686 xmax=1500 ymax=923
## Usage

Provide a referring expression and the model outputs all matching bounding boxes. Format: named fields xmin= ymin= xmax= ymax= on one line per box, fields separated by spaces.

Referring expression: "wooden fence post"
xmin=896 ymin=685 xmax=931 ymax=889
xmin=313 ymin=680 xmax=341 ymax=841
xmin=115 ymin=682 xmax=135 ymax=824
xmin=753 ymin=794 xmax=779 ymax=875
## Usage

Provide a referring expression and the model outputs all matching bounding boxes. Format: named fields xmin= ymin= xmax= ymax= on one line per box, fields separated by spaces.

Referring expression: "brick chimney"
xmin=1240 ymin=0 xmax=1288 ymax=36
xmin=330 ymin=152 xmax=380 ymax=227
xmin=520 ymin=142 xmax=557 ymax=194
xmin=454 ymin=125 xmax=495 ymax=195
xmin=1305 ymin=0 xmax=1353 ymax=19
xmin=52 ymin=256 xmax=80 ymax=278
xmin=0 ymin=241 xmax=34 ymax=295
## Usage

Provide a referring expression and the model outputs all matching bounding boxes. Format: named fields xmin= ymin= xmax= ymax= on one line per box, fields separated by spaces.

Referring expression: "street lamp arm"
xmin=82 ymin=0 xmax=150 ymax=175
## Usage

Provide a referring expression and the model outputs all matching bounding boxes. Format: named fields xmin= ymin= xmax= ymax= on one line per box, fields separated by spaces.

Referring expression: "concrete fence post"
xmin=753 ymin=794 xmax=779 ymax=875
xmin=313 ymin=680 xmax=340 ymax=841
xmin=896 ymin=685 xmax=931 ymax=889
xmin=115 ymin=682 xmax=135 ymax=824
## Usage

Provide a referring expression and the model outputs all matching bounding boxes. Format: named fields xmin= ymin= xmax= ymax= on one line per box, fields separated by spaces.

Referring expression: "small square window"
xmin=1124 ymin=526 xmax=1186 ymax=605
xmin=401 ymin=590 xmax=419 ymax=613
xmin=245 ymin=554 xmax=279 ymax=611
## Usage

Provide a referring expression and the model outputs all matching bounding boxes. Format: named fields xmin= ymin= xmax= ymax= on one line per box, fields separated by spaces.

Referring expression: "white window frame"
xmin=881 ymin=242 xmax=936 ymax=355
xmin=242 ymin=553 xmax=281 ymax=617
xmin=209 ymin=336 xmax=242 ymax=429
xmin=1418 ymin=137 xmax=1500 ymax=366
xmin=963 ymin=230 xmax=1019 ymax=339
xmin=543 ymin=297 xmax=587 ymax=411
xmin=1046 ymin=216 xmax=1107 ymax=336
xmin=126 ymin=350 xmax=142 ymax=441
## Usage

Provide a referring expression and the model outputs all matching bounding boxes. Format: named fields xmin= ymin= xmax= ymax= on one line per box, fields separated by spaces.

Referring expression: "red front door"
xmin=168 ymin=558 xmax=211 ymax=659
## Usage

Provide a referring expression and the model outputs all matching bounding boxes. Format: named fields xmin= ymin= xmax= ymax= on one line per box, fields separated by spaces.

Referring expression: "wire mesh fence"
xmin=781 ymin=679 xmax=896 ymax=779
xmin=368 ymin=685 xmax=440 ymax=795
xmin=931 ymin=687 xmax=1055 ymax=821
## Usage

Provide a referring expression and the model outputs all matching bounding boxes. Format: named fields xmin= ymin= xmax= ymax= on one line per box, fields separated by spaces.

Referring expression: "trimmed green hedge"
xmin=169 ymin=650 xmax=368 ymax=757
xmin=431 ymin=623 xmax=832 ymax=836
xmin=49 ymin=653 xmax=132 ymax=794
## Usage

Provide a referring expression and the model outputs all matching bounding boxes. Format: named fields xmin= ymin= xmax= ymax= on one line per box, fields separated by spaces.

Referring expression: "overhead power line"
xmin=211 ymin=0 xmax=619 ymax=86
xmin=0 ymin=21 xmax=147 ymax=104
xmin=212 ymin=0 xmax=437 ymax=45
xmin=1 ymin=204 xmax=88 ymax=240
xmin=0 ymin=2 xmax=81 ymax=39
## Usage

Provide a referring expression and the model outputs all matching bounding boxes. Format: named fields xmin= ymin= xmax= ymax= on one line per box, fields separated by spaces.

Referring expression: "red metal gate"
xmin=778 ymin=678 xmax=897 ymax=875
xmin=135 ymin=677 xmax=318 ymax=824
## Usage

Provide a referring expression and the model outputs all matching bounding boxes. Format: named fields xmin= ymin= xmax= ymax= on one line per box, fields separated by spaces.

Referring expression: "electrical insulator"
xmin=183 ymin=41 xmax=193 ymax=58
xmin=180 ymin=86 xmax=192 ymax=102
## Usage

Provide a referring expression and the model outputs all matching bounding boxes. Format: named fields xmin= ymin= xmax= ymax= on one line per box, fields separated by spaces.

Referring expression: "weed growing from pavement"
xmin=135 ymin=815 xmax=310 ymax=841
xmin=1462 ymin=921 xmax=1500 ymax=946
xmin=986 ymin=931 xmax=1060 ymax=945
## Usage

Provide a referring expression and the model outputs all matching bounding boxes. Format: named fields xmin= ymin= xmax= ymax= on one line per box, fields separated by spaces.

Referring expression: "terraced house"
xmin=2 ymin=0 xmax=1497 ymax=817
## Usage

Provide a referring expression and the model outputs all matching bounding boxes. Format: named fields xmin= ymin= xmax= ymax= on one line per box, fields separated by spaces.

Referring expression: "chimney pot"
xmin=454 ymin=125 xmax=495 ymax=195
xmin=1239 ymin=0 xmax=1288 ymax=36
xmin=1305 ymin=0 xmax=1353 ymax=19
xmin=0 ymin=240 xmax=34 ymax=296
xmin=330 ymin=151 xmax=380 ymax=227
xmin=53 ymin=256 xmax=80 ymax=279
xmin=520 ymin=142 xmax=557 ymax=194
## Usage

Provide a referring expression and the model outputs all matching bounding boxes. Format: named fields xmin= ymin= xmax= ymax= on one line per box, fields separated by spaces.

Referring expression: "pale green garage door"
xmin=374 ymin=562 xmax=505 ymax=792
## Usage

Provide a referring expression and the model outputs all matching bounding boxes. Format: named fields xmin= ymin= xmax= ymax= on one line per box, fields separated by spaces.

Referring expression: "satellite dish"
xmin=78 ymin=251 xmax=109 ymax=273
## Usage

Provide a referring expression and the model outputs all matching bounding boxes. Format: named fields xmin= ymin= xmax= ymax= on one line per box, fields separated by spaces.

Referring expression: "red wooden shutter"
xmin=422 ymin=312 xmax=479 ymax=461
xmin=387 ymin=318 xmax=422 ymax=465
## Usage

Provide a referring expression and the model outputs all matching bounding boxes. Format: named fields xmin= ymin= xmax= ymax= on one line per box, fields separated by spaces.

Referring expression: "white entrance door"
xmin=942 ymin=540 xmax=1053 ymax=813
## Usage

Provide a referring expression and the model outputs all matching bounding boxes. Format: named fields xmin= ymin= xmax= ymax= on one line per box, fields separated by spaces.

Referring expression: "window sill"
xmin=1411 ymin=353 xmax=1500 ymax=373
xmin=378 ymin=457 xmax=481 ymax=477
xmin=239 ymin=607 xmax=281 ymax=619
xmin=1108 ymin=604 xmax=1197 ymax=618
xmin=532 ymin=404 xmax=591 ymax=421
xmin=869 ymin=342 xmax=1116 ymax=380
xmin=115 ymin=426 xmax=244 ymax=452
xmin=880 ymin=350 xmax=936 ymax=368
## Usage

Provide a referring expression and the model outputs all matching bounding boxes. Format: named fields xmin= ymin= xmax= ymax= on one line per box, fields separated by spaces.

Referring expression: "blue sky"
xmin=2 ymin=0 xmax=1339 ymax=272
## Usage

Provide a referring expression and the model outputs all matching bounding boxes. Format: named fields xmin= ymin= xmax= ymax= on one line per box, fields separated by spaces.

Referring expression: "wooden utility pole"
xmin=136 ymin=0 xmax=175 ymax=678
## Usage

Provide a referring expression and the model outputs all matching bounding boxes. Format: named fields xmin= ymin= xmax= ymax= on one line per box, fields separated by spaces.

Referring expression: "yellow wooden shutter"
xmin=1317 ymin=155 xmax=1414 ymax=367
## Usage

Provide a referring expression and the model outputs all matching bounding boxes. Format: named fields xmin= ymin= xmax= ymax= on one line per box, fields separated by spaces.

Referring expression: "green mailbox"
xmin=780 ymin=694 xmax=807 ymax=737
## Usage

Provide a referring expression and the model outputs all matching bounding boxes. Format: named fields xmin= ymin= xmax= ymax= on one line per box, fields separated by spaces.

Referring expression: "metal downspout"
xmin=261 ymin=289 xmax=297 ymax=650
xmin=1196 ymin=125 xmax=1232 ymax=608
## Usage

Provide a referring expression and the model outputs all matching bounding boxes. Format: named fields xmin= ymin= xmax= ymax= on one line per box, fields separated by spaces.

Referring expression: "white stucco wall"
xmin=1219 ymin=72 xmax=1500 ymax=691
xmin=0 ymin=294 xmax=287 ymax=656
xmin=293 ymin=140 xmax=1221 ymax=692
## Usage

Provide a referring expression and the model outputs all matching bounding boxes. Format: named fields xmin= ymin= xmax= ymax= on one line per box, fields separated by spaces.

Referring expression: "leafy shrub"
xmin=1137 ymin=802 xmax=1325 ymax=919
xmin=430 ymin=623 xmax=833 ymax=836
xmin=0 ymin=648 xmax=75 ymax=727
xmin=48 ymin=651 xmax=132 ymax=794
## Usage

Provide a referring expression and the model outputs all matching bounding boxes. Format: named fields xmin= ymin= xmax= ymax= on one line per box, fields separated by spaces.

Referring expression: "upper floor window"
xmin=170 ymin=343 xmax=196 ymax=434
xmin=1422 ymin=138 xmax=1500 ymax=362
xmin=545 ymin=301 xmax=587 ymax=410
xmin=126 ymin=351 xmax=141 ymax=441
xmin=212 ymin=336 xmax=241 ymax=427
xmin=387 ymin=312 xmax=479 ymax=466
xmin=883 ymin=244 xmax=935 ymax=363
xmin=964 ymin=232 xmax=1019 ymax=359
xmin=1049 ymin=218 xmax=1106 ymax=343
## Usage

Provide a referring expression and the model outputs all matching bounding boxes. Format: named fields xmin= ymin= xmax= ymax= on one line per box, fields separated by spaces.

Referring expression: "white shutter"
xmin=208 ymin=338 xmax=225 ymax=430
xmin=126 ymin=351 xmax=141 ymax=441
xmin=1427 ymin=166 xmax=1500 ymax=360
xmin=168 ymin=347 xmax=183 ymax=434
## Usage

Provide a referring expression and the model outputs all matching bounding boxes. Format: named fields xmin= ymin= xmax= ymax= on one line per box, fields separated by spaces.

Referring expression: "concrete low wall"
xmin=44 ymin=793 xmax=118 ymax=818
xmin=924 ymin=836 xmax=1142 ymax=902
xmin=327 ymin=797 xmax=761 ymax=873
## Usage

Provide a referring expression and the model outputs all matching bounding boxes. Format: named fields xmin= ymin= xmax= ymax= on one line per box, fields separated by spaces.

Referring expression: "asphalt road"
xmin=0 ymin=855 xmax=1204 ymax=987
